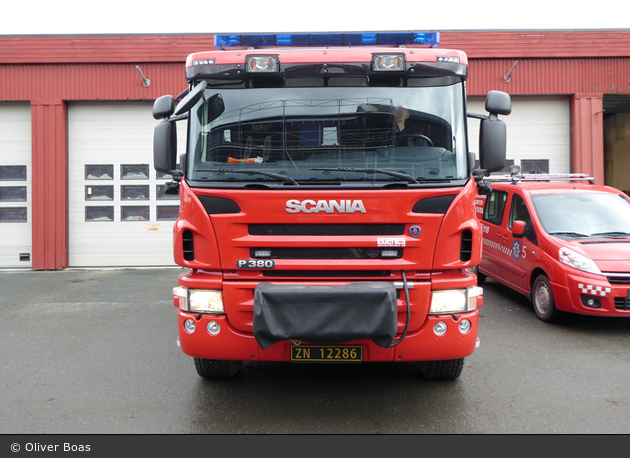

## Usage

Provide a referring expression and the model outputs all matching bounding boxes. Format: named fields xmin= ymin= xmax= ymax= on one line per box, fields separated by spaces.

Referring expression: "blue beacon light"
xmin=214 ymin=32 xmax=440 ymax=50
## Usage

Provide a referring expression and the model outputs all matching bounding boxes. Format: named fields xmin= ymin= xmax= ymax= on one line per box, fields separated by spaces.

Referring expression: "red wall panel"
xmin=31 ymin=101 xmax=67 ymax=270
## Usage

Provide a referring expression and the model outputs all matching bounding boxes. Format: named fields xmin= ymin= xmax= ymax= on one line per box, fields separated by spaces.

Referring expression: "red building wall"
xmin=0 ymin=31 xmax=628 ymax=269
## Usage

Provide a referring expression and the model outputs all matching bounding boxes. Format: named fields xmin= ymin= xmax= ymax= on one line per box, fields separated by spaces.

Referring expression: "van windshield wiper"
xmin=548 ymin=231 xmax=589 ymax=238
xmin=216 ymin=168 xmax=299 ymax=186
xmin=310 ymin=167 xmax=420 ymax=184
xmin=590 ymin=231 xmax=630 ymax=238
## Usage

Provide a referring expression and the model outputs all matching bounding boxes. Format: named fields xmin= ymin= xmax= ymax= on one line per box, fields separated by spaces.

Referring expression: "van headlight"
xmin=173 ymin=287 xmax=225 ymax=314
xmin=559 ymin=247 xmax=602 ymax=275
xmin=430 ymin=286 xmax=482 ymax=315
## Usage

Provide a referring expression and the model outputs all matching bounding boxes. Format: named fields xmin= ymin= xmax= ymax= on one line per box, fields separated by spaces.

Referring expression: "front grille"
xmin=614 ymin=296 xmax=630 ymax=311
xmin=606 ymin=275 xmax=630 ymax=285
xmin=251 ymin=247 xmax=402 ymax=259
xmin=263 ymin=270 xmax=391 ymax=278
xmin=249 ymin=224 xmax=405 ymax=236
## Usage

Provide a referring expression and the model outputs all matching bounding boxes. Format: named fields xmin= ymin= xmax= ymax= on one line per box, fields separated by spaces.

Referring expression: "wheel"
xmin=531 ymin=274 xmax=562 ymax=322
xmin=420 ymin=358 xmax=465 ymax=380
xmin=472 ymin=266 xmax=486 ymax=285
xmin=396 ymin=133 xmax=434 ymax=147
xmin=193 ymin=358 xmax=243 ymax=379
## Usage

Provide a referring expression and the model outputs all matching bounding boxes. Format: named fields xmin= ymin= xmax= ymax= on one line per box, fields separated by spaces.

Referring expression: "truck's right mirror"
xmin=479 ymin=90 xmax=511 ymax=173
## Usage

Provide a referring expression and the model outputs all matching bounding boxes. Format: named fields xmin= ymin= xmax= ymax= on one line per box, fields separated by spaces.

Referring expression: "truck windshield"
xmin=531 ymin=192 xmax=630 ymax=239
xmin=187 ymin=83 xmax=468 ymax=186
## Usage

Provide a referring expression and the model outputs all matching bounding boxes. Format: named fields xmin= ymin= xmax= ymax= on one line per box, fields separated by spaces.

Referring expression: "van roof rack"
xmin=485 ymin=173 xmax=596 ymax=185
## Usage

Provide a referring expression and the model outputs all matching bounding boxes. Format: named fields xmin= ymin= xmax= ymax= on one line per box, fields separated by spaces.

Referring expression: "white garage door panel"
xmin=467 ymin=96 xmax=571 ymax=174
xmin=0 ymin=103 xmax=32 ymax=268
xmin=68 ymin=102 xmax=186 ymax=267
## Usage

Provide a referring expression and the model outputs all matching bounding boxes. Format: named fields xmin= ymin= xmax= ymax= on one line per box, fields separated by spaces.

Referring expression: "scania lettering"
xmin=153 ymin=32 xmax=511 ymax=380
xmin=285 ymin=199 xmax=367 ymax=214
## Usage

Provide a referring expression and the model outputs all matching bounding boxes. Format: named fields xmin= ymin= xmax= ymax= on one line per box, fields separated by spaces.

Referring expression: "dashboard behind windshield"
xmin=187 ymin=83 xmax=468 ymax=186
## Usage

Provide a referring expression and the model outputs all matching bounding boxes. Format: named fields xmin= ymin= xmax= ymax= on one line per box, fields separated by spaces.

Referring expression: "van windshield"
xmin=187 ymin=83 xmax=468 ymax=187
xmin=531 ymin=192 xmax=630 ymax=239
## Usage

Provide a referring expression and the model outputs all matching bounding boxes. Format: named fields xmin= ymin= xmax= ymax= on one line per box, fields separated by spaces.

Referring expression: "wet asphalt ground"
xmin=1 ymin=267 xmax=630 ymax=436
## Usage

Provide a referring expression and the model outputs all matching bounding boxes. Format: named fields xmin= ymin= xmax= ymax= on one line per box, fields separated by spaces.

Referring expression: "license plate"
xmin=290 ymin=345 xmax=362 ymax=362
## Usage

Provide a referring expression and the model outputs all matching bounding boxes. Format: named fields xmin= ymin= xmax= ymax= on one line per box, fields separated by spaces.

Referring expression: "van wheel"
xmin=194 ymin=358 xmax=243 ymax=379
xmin=420 ymin=358 xmax=464 ymax=380
xmin=532 ymin=274 xmax=561 ymax=322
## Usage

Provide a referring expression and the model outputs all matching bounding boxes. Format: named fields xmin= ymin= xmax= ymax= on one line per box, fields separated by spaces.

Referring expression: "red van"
xmin=475 ymin=171 xmax=630 ymax=322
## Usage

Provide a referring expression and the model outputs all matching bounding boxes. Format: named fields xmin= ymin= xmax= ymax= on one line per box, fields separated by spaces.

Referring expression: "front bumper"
xmin=552 ymin=274 xmax=630 ymax=316
xmin=177 ymin=309 xmax=479 ymax=362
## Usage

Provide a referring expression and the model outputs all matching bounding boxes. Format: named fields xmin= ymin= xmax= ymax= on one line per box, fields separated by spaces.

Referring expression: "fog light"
xmin=581 ymin=295 xmax=602 ymax=308
xmin=207 ymin=321 xmax=221 ymax=336
xmin=459 ymin=319 xmax=472 ymax=334
xmin=433 ymin=321 xmax=447 ymax=336
xmin=184 ymin=319 xmax=196 ymax=334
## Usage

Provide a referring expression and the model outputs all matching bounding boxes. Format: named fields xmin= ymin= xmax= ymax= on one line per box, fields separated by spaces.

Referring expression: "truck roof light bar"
xmin=214 ymin=32 xmax=440 ymax=50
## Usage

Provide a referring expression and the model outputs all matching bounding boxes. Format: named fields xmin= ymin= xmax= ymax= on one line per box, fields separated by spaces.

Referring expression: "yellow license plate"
xmin=290 ymin=345 xmax=362 ymax=362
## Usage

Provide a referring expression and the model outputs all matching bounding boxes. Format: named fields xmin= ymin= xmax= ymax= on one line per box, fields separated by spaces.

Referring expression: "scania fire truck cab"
xmin=153 ymin=32 xmax=511 ymax=380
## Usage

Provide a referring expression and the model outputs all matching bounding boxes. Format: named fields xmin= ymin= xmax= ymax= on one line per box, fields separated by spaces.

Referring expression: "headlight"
xmin=173 ymin=287 xmax=225 ymax=314
xmin=430 ymin=286 xmax=482 ymax=315
xmin=559 ymin=247 xmax=602 ymax=275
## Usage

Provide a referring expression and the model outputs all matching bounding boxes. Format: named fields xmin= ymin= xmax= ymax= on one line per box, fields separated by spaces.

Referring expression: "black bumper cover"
xmin=253 ymin=282 xmax=398 ymax=350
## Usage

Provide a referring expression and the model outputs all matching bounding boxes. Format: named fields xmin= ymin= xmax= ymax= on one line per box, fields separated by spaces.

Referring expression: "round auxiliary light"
xmin=184 ymin=319 xmax=196 ymax=334
xmin=433 ymin=321 xmax=447 ymax=336
xmin=207 ymin=321 xmax=221 ymax=336
xmin=459 ymin=319 xmax=472 ymax=334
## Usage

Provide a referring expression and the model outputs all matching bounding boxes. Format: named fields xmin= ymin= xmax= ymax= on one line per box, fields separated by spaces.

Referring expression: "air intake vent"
xmin=460 ymin=230 xmax=473 ymax=261
xmin=183 ymin=230 xmax=195 ymax=261
xmin=249 ymin=224 xmax=404 ymax=236
xmin=198 ymin=196 xmax=241 ymax=214
xmin=412 ymin=195 xmax=456 ymax=214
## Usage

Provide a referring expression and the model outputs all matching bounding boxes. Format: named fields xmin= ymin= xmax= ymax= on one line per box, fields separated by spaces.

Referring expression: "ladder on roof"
xmin=484 ymin=173 xmax=596 ymax=185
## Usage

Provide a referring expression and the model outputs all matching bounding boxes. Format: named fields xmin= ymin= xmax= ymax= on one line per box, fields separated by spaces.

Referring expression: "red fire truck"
xmin=152 ymin=32 xmax=511 ymax=379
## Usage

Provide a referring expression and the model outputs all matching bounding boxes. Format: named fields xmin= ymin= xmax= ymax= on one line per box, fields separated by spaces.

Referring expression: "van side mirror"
xmin=512 ymin=220 xmax=526 ymax=238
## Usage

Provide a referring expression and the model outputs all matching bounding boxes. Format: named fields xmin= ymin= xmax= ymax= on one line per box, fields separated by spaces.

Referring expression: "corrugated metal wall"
xmin=467 ymin=58 xmax=630 ymax=96
xmin=0 ymin=31 xmax=628 ymax=269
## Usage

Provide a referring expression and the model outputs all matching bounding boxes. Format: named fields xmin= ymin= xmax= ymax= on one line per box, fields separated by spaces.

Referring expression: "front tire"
xmin=532 ymin=274 xmax=562 ymax=322
xmin=420 ymin=358 xmax=464 ymax=380
xmin=472 ymin=266 xmax=486 ymax=285
xmin=194 ymin=358 xmax=243 ymax=379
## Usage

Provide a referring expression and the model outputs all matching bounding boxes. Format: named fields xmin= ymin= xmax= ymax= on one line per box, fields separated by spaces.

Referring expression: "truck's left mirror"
xmin=153 ymin=95 xmax=175 ymax=120
xmin=153 ymin=121 xmax=177 ymax=173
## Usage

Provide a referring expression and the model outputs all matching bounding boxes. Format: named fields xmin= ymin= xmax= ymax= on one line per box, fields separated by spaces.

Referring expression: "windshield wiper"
xmin=216 ymin=168 xmax=299 ymax=186
xmin=549 ymin=231 xmax=590 ymax=238
xmin=310 ymin=167 xmax=420 ymax=184
xmin=590 ymin=231 xmax=630 ymax=238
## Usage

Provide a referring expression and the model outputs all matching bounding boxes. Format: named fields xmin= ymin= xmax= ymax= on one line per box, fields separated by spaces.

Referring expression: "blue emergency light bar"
xmin=214 ymin=32 xmax=440 ymax=50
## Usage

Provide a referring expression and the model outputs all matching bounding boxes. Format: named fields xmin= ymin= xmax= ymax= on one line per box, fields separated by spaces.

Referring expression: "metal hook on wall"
xmin=136 ymin=66 xmax=150 ymax=88
xmin=504 ymin=60 xmax=518 ymax=83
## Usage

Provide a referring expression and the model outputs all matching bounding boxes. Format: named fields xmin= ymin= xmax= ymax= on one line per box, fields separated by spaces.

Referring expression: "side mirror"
xmin=153 ymin=95 xmax=175 ymax=120
xmin=512 ymin=220 xmax=526 ymax=238
xmin=153 ymin=121 xmax=177 ymax=174
xmin=479 ymin=90 xmax=511 ymax=173
xmin=174 ymin=80 xmax=207 ymax=116
xmin=479 ymin=116 xmax=507 ymax=172
xmin=485 ymin=90 xmax=512 ymax=116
